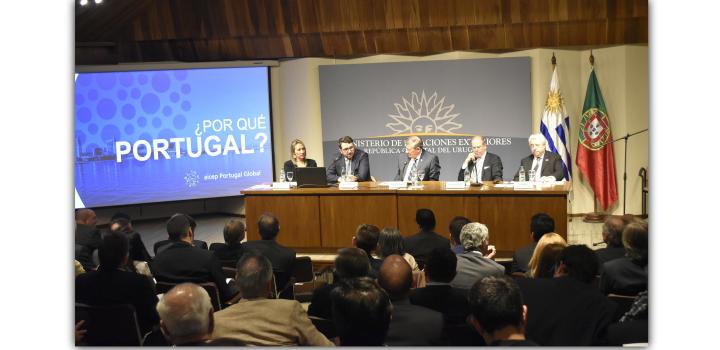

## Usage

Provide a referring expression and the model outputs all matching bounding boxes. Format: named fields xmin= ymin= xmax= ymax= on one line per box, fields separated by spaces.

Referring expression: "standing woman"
xmin=283 ymin=139 xmax=317 ymax=180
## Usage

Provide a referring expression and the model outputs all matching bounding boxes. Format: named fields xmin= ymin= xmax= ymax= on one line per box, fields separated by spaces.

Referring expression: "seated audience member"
xmin=410 ymin=247 xmax=470 ymax=326
xmin=243 ymin=213 xmax=296 ymax=298
xmin=151 ymin=213 xmax=238 ymax=303
xmin=75 ymin=231 xmax=160 ymax=335
xmin=468 ymin=276 xmax=538 ymax=346
xmin=526 ymin=232 xmax=567 ymax=278
xmin=511 ymin=213 xmax=555 ymax=273
xmin=212 ymin=252 xmax=333 ymax=346
xmin=283 ymin=139 xmax=318 ymax=181
xmin=600 ymin=221 xmax=648 ymax=295
xmin=352 ymin=224 xmax=383 ymax=277
xmin=209 ymin=218 xmax=246 ymax=266
xmin=109 ymin=215 xmax=152 ymax=263
xmin=331 ymin=277 xmax=392 ymax=346
xmin=596 ymin=216 xmax=630 ymax=271
xmin=608 ymin=290 xmax=648 ymax=345
xmin=450 ymin=222 xmax=504 ymax=291
xmin=513 ymin=133 xmax=564 ymax=182
xmin=326 ymin=135 xmax=371 ymax=183
xmin=155 ymin=283 xmax=216 ymax=346
xmin=74 ymin=260 xmax=85 ymax=276
xmin=404 ymin=209 xmax=451 ymax=266
xmin=379 ymin=255 xmax=443 ymax=346
xmin=516 ymin=245 xmax=616 ymax=346
xmin=448 ymin=216 xmax=470 ymax=254
xmin=308 ymin=247 xmax=370 ymax=319
xmin=457 ymin=135 xmax=504 ymax=182
xmin=393 ymin=135 xmax=441 ymax=181
xmin=153 ymin=213 xmax=208 ymax=254
xmin=75 ymin=208 xmax=102 ymax=271
xmin=378 ymin=227 xmax=419 ymax=271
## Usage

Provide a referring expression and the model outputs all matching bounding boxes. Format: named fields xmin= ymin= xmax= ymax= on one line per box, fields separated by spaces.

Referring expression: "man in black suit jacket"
xmin=75 ymin=208 xmax=102 ymax=271
xmin=394 ymin=136 xmax=441 ymax=181
xmin=379 ymin=255 xmax=443 ymax=346
xmin=308 ymin=247 xmax=370 ymax=319
xmin=76 ymin=231 xmax=160 ymax=335
xmin=209 ymin=218 xmax=246 ymax=266
xmin=410 ymin=247 xmax=469 ymax=325
xmin=516 ymin=245 xmax=616 ymax=346
xmin=599 ymin=221 xmax=648 ymax=295
xmin=151 ymin=213 xmax=238 ymax=303
xmin=404 ymin=209 xmax=450 ymax=267
xmin=457 ymin=136 xmax=503 ymax=182
xmin=511 ymin=213 xmax=555 ymax=273
xmin=327 ymin=135 xmax=371 ymax=182
xmin=513 ymin=133 xmax=565 ymax=181
xmin=153 ymin=213 xmax=208 ymax=255
xmin=243 ymin=213 xmax=296 ymax=299
xmin=596 ymin=216 xmax=629 ymax=272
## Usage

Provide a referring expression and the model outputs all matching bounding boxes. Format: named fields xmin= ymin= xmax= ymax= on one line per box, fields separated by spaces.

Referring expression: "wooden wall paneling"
xmin=557 ymin=19 xmax=608 ymax=47
xmin=396 ymin=194 xmax=480 ymax=239
xmin=319 ymin=194 xmax=398 ymax=248
xmin=467 ymin=24 xmax=507 ymax=49
xmin=244 ymin=195 xmax=322 ymax=248
xmin=607 ymin=17 xmax=647 ymax=44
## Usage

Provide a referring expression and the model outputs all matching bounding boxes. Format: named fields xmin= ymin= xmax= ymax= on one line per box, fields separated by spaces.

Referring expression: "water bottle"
xmin=464 ymin=168 xmax=471 ymax=187
xmin=279 ymin=169 xmax=285 ymax=182
xmin=518 ymin=165 xmax=526 ymax=182
xmin=528 ymin=169 xmax=536 ymax=182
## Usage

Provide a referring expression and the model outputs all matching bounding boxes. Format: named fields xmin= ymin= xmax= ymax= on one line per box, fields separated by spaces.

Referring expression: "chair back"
xmin=293 ymin=256 xmax=314 ymax=283
xmin=608 ymin=293 xmax=637 ymax=322
xmin=309 ymin=316 xmax=336 ymax=339
xmin=222 ymin=266 xmax=236 ymax=279
xmin=75 ymin=303 xmax=142 ymax=346
xmin=155 ymin=281 xmax=224 ymax=311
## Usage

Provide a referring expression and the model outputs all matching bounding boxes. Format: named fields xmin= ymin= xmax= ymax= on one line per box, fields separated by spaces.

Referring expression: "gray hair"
xmin=236 ymin=252 xmax=274 ymax=299
xmin=460 ymin=222 xmax=489 ymax=251
xmin=405 ymin=136 xmax=423 ymax=149
xmin=528 ymin=133 xmax=547 ymax=145
xmin=156 ymin=283 xmax=212 ymax=341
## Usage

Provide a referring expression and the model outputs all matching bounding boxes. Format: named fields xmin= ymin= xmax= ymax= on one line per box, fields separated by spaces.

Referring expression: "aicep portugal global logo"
xmin=579 ymin=108 xmax=611 ymax=150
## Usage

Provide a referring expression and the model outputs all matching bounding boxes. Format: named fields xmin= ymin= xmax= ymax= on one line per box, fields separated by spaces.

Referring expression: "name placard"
xmin=272 ymin=182 xmax=291 ymax=190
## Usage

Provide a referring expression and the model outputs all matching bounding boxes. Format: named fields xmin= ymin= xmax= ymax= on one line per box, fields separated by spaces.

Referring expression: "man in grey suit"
xmin=450 ymin=222 xmax=505 ymax=291
xmin=513 ymin=133 xmax=565 ymax=181
xmin=457 ymin=135 xmax=503 ymax=182
xmin=394 ymin=135 xmax=441 ymax=181
xmin=327 ymin=135 xmax=371 ymax=182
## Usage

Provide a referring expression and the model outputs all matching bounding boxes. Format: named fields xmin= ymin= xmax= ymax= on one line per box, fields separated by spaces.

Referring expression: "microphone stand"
xmin=607 ymin=128 xmax=648 ymax=215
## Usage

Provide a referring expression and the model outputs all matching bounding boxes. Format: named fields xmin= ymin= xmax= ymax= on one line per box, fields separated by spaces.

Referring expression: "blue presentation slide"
xmin=74 ymin=66 xmax=272 ymax=208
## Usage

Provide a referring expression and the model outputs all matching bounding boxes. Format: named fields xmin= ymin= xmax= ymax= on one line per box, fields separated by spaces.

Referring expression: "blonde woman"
xmin=527 ymin=232 xmax=567 ymax=278
xmin=283 ymin=139 xmax=317 ymax=181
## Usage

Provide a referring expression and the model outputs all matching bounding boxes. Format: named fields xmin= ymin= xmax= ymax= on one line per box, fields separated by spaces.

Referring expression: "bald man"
xmin=457 ymin=136 xmax=504 ymax=182
xmin=379 ymin=255 xmax=443 ymax=346
xmin=156 ymin=283 xmax=215 ymax=346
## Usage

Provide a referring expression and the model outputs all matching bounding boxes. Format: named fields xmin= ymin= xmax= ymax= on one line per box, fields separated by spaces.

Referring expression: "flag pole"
xmin=582 ymin=50 xmax=606 ymax=223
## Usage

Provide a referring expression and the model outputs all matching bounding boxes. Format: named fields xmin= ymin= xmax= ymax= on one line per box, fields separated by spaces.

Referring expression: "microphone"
xmin=592 ymin=241 xmax=607 ymax=247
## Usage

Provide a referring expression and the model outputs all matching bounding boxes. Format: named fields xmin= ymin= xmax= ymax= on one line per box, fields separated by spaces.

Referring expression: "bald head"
xmin=75 ymin=209 xmax=97 ymax=227
xmin=156 ymin=283 xmax=213 ymax=345
xmin=602 ymin=216 xmax=625 ymax=247
xmin=378 ymin=255 xmax=412 ymax=300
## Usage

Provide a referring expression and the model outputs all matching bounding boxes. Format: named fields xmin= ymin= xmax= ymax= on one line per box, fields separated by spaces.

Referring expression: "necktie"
xmin=406 ymin=159 xmax=417 ymax=182
xmin=345 ymin=159 xmax=351 ymax=176
xmin=533 ymin=158 xmax=540 ymax=180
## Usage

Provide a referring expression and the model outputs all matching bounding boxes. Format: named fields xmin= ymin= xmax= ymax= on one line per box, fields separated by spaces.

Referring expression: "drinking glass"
xmin=286 ymin=171 xmax=294 ymax=182
xmin=417 ymin=170 xmax=425 ymax=184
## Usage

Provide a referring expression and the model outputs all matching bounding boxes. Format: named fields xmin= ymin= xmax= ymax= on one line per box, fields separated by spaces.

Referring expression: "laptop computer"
xmin=295 ymin=167 xmax=330 ymax=188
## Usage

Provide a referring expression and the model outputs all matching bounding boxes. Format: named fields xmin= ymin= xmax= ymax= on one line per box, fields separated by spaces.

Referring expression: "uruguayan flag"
xmin=540 ymin=66 xmax=572 ymax=180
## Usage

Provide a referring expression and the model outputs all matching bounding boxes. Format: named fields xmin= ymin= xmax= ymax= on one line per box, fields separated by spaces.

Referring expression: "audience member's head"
xmin=109 ymin=217 xmax=133 ymax=235
xmin=416 ymin=208 xmax=436 ymax=231
xmin=110 ymin=212 xmax=132 ymax=222
xmin=468 ymin=276 xmax=527 ymax=344
xmin=257 ymin=213 xmax=280 ymax=240
xmin=156 ymin=283 xmax=214 ymax=346
xmin=554 ymin=245 xmax=599 ymax=284
xmin=378 ymin=227 xmax=406 ymax=258
xmin=97 ymin=231 xmax=129 ymax=270
xmin=334 ymin=247 xmax=370 ymax=280
xmin=331 ymin=277 xmax=392 ymax=346
xmin=530 ymin=213 xmax=555 ymax=242
xmin=235 ymin=251 xmax=274 ymax=299
xmin=424 ymin=247 xmax=457 ymax=283
xmin=527 ymin=232 xmax=567 ymax=278
xmin=354 ymin=224 xmax=380 ymax=257
xmin=623 ymin=221 xmax=648 ymax=266
xmin=448 ymin=216 xmax=470 ymax=247
xmin=460 ymin=222 xmax=490 ymax=252
xmin=166 ymin=213 xmax=195 ymax=240
xmin=223 ymin=219 xmax=246 ymax=245
xmin=378 ymin=255 xmax=413 ymax=301
xmin=75 ymin=208 xmax=97 ymax=227
xmin=602 ymin=216 xmax=626 ymax=248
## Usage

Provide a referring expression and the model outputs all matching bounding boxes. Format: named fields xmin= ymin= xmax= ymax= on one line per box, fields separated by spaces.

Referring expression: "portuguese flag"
xmin=576 ymin=69 xmax=618 ymax=210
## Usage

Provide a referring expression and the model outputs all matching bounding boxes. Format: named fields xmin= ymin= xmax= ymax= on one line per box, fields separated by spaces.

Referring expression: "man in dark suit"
xmin=457 ymin=135 xmax=503 ymax=182
xmin=404 ymin=209 xmax=450 ymax=267
xmin=151 ymin=213 xmax=238 ymax=303
xmin=326 ymin=135 xmax=371 ymax=182
xmin=76 ymin=231 xmax=160 ymax=335
xmin=511 ymin=213 xmax=555 ymax=273
xmin=599 ymin=221 xmax=648 ymax=295
xmin=331 ymin=277 xmax=392 ymax=346
xmin=379 ymin=255 xmax=443 ymax=346
xmin=516 ymin=245 xmax=617 ymax=346
xmin=450 ymin=222 xmax=504 ymax=291
xmin=153 ymin=213 xmax=208 ymax=255
xmin=352 ymin=224 xmax=383 ymax=277
xmin=75 ymin=208 xmax=102 ymax=271
xmin=410 ymin=247 xmax=469 ymax=325
xmin=243 ymin=213 xmax=296 ymax=299
xmin=394 ymin=135 xmax=441 ymax=181
xmin=596 ymin=215 xmax=632 ymax=272
xmin=513 ymin=133 xmax=565 ymax=181
xmin=209 ymin=218 xmax=246 ymax=266
xmin=308 ymin=247 xmax=370 ymax=319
